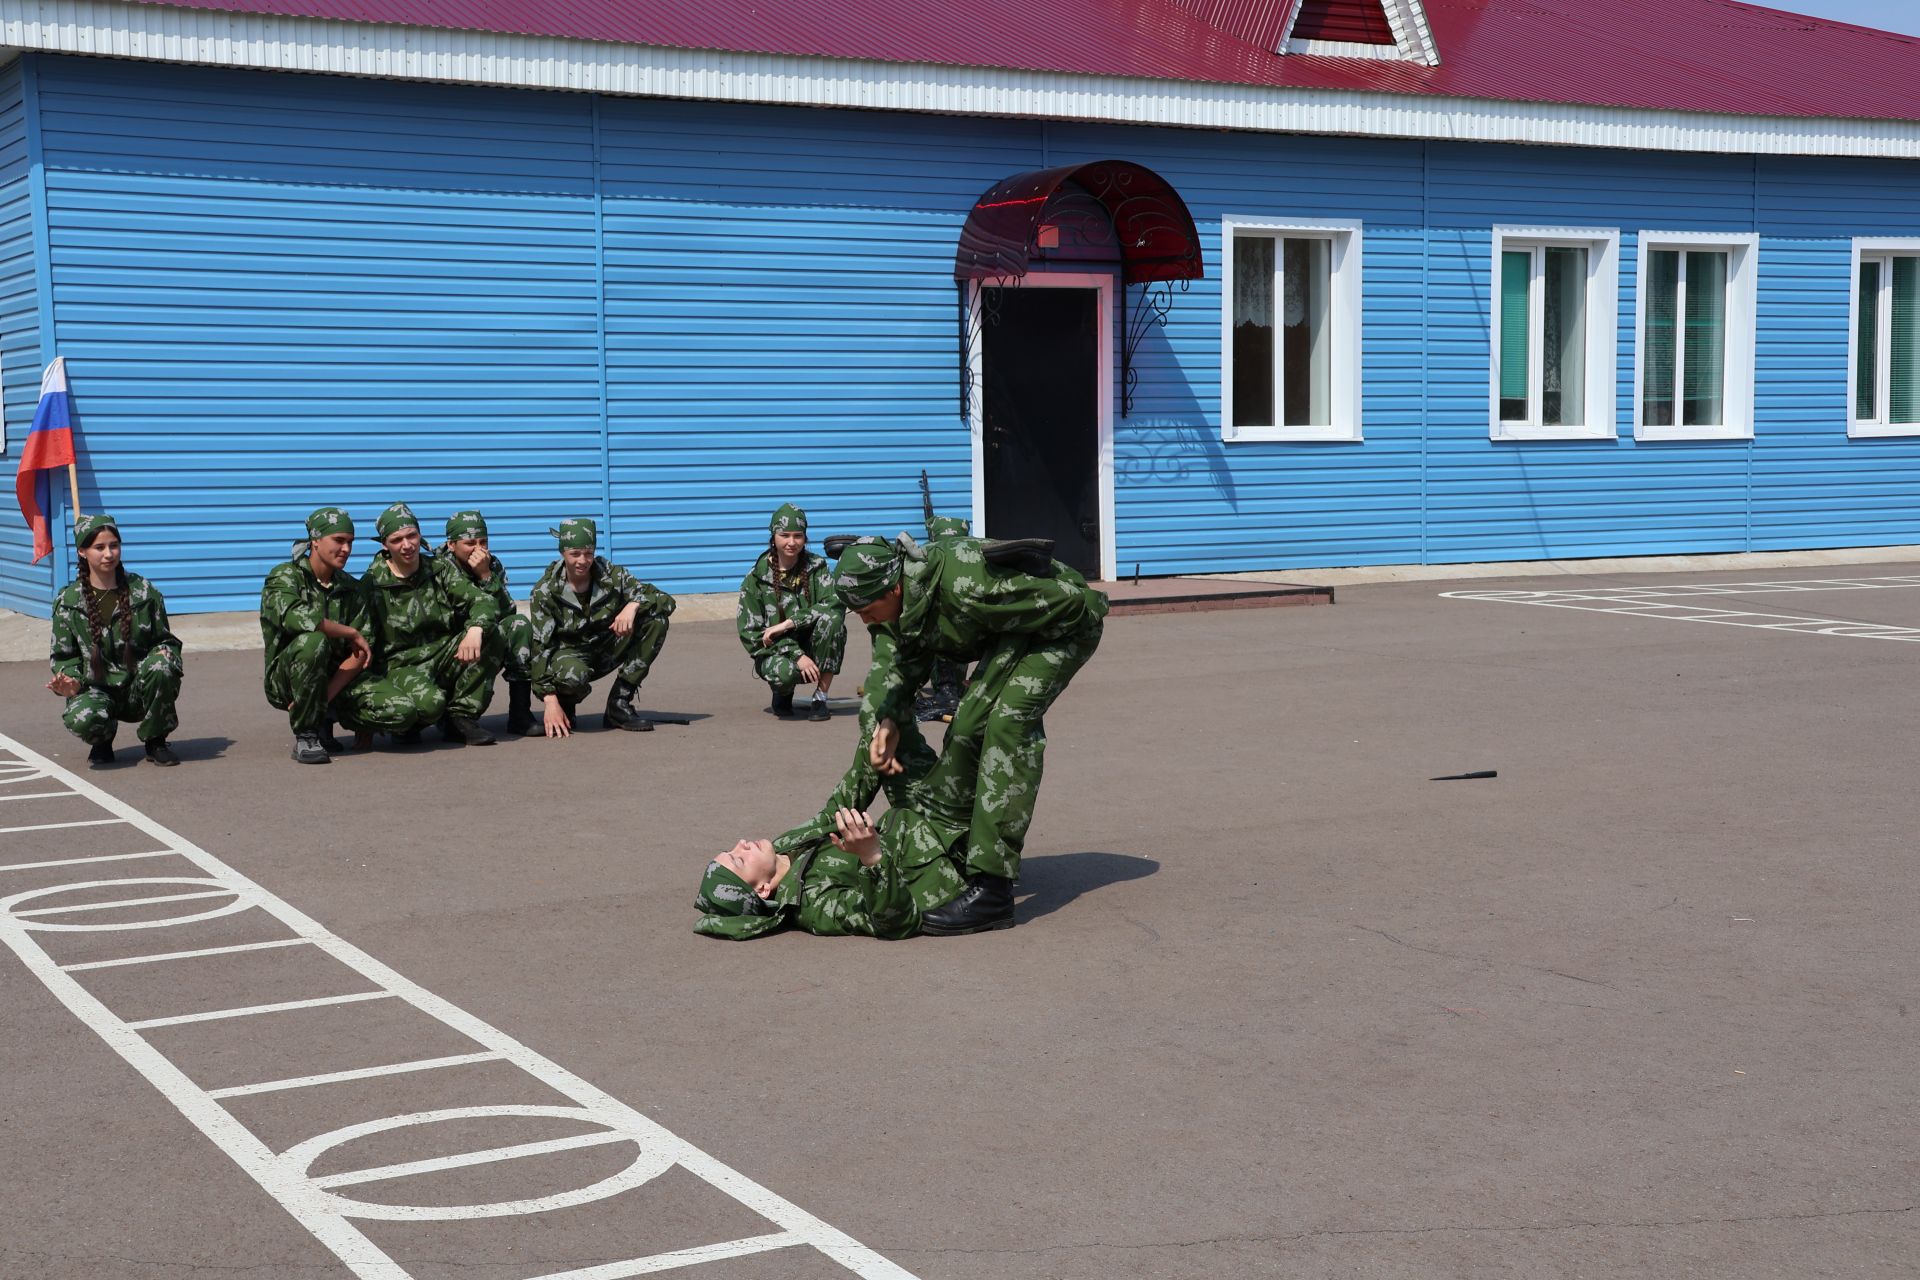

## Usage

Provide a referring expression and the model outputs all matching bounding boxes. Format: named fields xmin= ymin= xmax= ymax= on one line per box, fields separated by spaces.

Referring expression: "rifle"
xmin=919 ymin=468 xmax=937 ymax=540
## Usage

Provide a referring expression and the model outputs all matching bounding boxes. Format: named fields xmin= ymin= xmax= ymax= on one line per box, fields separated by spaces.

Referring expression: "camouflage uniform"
xmin=357 ymin=545 xmax=503 ymax=732
xmin=528 ymin=555 xmax=675 ymax=703
xmin=49 ymin=558 xmax=183 ymax=747
xmin=260 ymin=547 xmax=381 ymax=734
xmin=736 ymin=550 xmax=844 ymax=695
xmin=434 ymin=546 xmax=532 ymax=683
xmin=838 ymin=534 xmax=1108 ymax=881
xmin=693 ymin=639 xmax=1029 ymax=940
xmin=916 ymin=513 xmax=971 ymax=719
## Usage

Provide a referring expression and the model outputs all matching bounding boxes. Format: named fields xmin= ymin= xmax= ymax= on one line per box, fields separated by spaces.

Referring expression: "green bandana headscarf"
xmin=695 ymin=862 xmax=774 ymax=916
xmin=693 ymin=858 xmax=804 ymax=941
xmin=833 ymin=537 xmax=902 ymax=610
xmin=927 ymin=514 xmax=969 ymax=540
xmin=445 ymin=509 xmax=487 ymax=540
xmin=74 ymin=513 xmax=118 ymax=551
xmin=769 ymin=503 xmax=807 ymax=535
xmin=551 ymin=517 xmax=597 ymax=550
xmin=375 ymin=503 xmax=420 ymax=541
xmin=306 ymin=507 xmax=354 ymax=540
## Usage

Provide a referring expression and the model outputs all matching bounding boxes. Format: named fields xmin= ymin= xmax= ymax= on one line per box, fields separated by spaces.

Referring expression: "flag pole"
xmin=67 ymin=462 xmax=80 ymax=523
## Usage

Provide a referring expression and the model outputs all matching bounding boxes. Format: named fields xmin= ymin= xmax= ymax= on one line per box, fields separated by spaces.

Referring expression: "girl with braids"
xmin=46 ymin=514 xmax=184 ymax=766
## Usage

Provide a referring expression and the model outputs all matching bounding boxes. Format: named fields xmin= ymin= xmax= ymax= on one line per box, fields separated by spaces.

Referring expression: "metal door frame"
xmin=967 ymin=271 xmax=1116 ymax=581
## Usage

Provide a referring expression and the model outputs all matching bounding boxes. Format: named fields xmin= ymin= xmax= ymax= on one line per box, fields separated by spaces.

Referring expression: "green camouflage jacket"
xmin=49 ymin=572 xmax=181 ymax=688
xmin=736 ymin=549 xmax=838 ymax=661
xmin=361 ymin=550 xmax=501 ymax=669
xmin=861 ymin=537 xmax=1108 ymax=726
xmin=528 ymin=556 xmax=675 ymax=695
xmin=259 ymin=552 xmax=372 ymax=670
xmin=432 ymin=546 xmax=516 ymax=620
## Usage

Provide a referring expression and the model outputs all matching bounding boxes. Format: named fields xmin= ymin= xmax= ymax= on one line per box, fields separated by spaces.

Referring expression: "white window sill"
xmin=1848 ymin=421 xmax=1920 ymax=438
xmin=1222 ymin=426 xmax=1363 ymax=443
xmin=1489 ymin=423 xmax=1616 ymax=442
xmin=1634 ymin=425 xmax=1753 ymax=442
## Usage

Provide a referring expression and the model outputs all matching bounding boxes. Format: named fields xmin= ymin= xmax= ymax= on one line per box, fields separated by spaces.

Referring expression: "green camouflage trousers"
xmin=953 ymin=618 xmax=1103 ymax=881
xmin=343 ymin=628 xmax=507 ymax=733
xmin=264 ymin=631 xmax=365 ymax=734
xmin=62 ymin=649 xmax=183 ymax=745
xmin=499 ymin=611 xmax=534 ymax=684
xmin=756 ymin=612 xmax=847 ymax=694
xmin=545 ymin=613 xmax=669 ymax=701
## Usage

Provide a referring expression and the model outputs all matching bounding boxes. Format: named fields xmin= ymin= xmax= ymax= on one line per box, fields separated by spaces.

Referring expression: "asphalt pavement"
xmin=1 ymin=564 xmax=1916 ymax=1279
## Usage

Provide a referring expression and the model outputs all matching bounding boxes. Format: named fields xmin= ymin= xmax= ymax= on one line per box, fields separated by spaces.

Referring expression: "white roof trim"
xmin=1 ymin=0 xmax=1917 ymax=158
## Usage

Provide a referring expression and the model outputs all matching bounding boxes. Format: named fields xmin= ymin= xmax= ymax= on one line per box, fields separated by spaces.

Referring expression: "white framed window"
xmin=1220 ymin=216 xmax=1362 ymax=442
xmin=1489 ymin=226 xmax=1620 ymax=440
xmin=1850 ymin=238 xmax=1920 ymax=438
xmin=1633 ymin=232 xmax=1758 ymax=441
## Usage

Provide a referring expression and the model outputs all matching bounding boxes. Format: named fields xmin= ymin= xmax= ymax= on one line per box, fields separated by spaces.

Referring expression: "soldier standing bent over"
xmin=435 ymin=509 xmax=536 ymax=735
xmin=529 ymin=518 xmax=675 ymax=737
xmin=834 ymin=532 xmax=1107 ymax=933
xmin=47 ymin=514 xmax=184 ymax=767
xmin=736 ymin=503 xmax=844 ymax=720
xmin=358 ymin=502 xmax=503 ymax=746
xmin=260 ymin=507 xmax=375 ymax=764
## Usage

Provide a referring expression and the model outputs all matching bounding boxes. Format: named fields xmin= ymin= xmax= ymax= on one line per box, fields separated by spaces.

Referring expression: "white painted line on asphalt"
xmin=311 ymin=1129 xmax=634 ymax=1189
xmin=125 ymin=990 xmax=396 ymax=1030
xmin=0 ymin=849 xmax=175 ymax=873
xmin=525 ymin=1233 xmax=805 ymax=1279
xmin=207 ymin=1051 xmax=507 ymax=1100
xmin=0 ymin=730 xmax=921 ymax=1280
xmin=1443 ymin=581 xmax=1920 ymax=643
xmin=13 ymin=888 xmax=236 ymax=918
xmin=0 ymin=816 xmax=126 ymax=834
xmin=0 ymin=790 xmax=81 ymax=803
xmin=62 ymin=936 xmax=315 ymax=971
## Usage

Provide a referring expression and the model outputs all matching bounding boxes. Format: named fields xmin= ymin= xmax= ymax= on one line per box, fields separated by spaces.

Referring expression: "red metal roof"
xmin=138 ymin=0 xmax=1920 ymax=124
xmin=1291 ymin=0 xmax=1397 ymax=44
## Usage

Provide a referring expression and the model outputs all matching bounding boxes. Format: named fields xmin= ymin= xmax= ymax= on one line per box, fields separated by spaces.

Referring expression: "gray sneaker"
xmin=292 ymin=732 xmax=331 ymax=765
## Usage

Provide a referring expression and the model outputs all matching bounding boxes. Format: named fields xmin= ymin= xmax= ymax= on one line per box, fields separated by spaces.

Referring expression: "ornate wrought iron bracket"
xmin=1120 ymin=278 xmax=1187 ymax=419
xmin=957 ymin=275 xmax=1020 ymax=422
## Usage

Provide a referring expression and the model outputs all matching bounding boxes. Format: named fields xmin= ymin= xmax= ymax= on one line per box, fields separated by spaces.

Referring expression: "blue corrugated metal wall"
xmin=0 ymin=59 xmax=51 ymax=613
xmin=5 ymin=53 xmax=1920 ymax=614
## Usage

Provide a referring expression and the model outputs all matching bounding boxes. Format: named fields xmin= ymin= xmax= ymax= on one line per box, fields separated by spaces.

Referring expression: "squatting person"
xmin=736 ymin=502 xmax=844 ymax=721
xmin=259 ymin=507 xmax=376 ymax=764
xmin=435 ymin=509 xmax=537 ymax=735
xmin=356 ymin=502 xmax=505 ymax=746
xmin=46 ymin=514 xmax=184 ymax=767
xmin=528 ymin=518 xmax=675 ymax=737
xmin=832 ymin=531 xmax=1107 ymax=933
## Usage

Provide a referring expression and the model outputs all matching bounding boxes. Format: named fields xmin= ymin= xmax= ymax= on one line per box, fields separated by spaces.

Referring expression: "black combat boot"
xmin=318 ymin=720 xmax=345 ymax=753
xmin=770 ymin=688 xmax=795 ymax=717
xmin=505 ymin=680 xmax=535 ymax=735
xmin=291 ymin=732 xmax=330 ymax=765
xmin=395 ymin=727 xmax=423 ymax=746
xmin=445 ymin=715 xmax=495 ymax=746
xmin=919 ymin=873 xmax=1015 ymax=936
xmin=604 ymin=679 xmax=652 ymax=732
xmin=87 ymin=739 xmax=116 ymax=767
xmin=143 ymin=739 xmax=179 ymax=767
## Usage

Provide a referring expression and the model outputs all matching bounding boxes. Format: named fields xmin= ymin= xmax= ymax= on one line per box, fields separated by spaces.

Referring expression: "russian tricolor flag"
xmin=14 ymin=358 xmax=75 ymax=563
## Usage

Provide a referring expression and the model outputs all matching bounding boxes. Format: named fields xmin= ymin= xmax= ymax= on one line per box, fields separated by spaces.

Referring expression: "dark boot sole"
xmin=920 ymin=914 xmax=1015 ymax=937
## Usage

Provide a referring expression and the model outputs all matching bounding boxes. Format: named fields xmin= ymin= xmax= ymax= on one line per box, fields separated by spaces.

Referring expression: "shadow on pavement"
xmin=162 ymin=735 xmax=234 ymax=763
xmin=1015 ymin=851 xmax=1159 ymax=922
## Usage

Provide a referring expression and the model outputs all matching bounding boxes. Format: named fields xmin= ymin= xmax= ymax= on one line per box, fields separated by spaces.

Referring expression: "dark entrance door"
xmin=980 ymin=286 xmax=1101 ymax=577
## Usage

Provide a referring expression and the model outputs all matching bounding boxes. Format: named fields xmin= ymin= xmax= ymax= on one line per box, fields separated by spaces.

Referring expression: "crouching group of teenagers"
xmin=45 ymin=501 xmax=1109 ymax=937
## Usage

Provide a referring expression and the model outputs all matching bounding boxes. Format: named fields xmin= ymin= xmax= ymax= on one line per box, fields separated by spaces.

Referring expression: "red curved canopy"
xmin=954 ymin=160 xmax=1203 ymax=286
